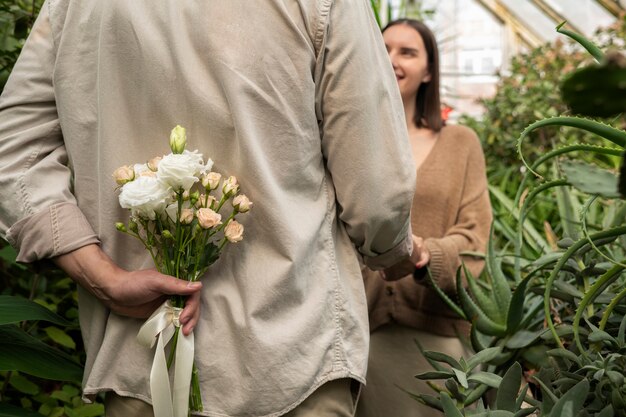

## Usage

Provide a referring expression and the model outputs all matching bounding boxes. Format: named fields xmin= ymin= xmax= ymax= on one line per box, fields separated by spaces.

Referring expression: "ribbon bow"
xmin=137 ymin=300 xmax=194 ymax=417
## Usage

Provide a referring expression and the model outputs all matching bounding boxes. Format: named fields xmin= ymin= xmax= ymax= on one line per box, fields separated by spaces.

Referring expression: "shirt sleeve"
xmin=314 ymin=0 xmax=416 ymax=270
xmin=0 ymin=1 xmax=99 ymax=263
xmin=424 ymin=134 xmax=492 ymax=292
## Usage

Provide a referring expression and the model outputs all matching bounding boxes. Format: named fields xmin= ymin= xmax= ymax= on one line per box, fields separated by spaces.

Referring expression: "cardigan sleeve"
xmin=423 ymin=131 xmax=492 ymax=293
xmin=0 ymin=2 xmax=99 ymax=262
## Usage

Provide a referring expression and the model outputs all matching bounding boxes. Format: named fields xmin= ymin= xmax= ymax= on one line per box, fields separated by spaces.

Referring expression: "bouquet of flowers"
xmin=113 ymin=125 xmax=252 ymax=417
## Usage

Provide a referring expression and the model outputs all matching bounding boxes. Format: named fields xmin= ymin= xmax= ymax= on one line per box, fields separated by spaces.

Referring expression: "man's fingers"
xmin=151 ymin=275 xmax=203 ymax=296
xmin=181 ymin=290 xmax=202 ymax=336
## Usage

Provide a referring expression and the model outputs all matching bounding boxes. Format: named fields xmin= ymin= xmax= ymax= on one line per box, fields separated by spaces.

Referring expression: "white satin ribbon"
xmin=137 ymin=300 xmax=195 ymax=417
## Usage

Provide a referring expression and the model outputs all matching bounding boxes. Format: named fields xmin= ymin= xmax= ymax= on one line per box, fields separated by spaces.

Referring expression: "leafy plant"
xmin=409 ymin=21 xmax=626 ymax=417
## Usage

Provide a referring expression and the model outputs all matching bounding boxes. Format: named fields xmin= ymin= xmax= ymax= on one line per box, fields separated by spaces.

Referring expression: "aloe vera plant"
xmin=410 ymin=22 xmax=626 ymax=417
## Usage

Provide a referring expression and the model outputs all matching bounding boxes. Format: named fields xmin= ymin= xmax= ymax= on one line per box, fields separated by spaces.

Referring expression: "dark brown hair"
xmin=382 ymin=19 xmax=443 ymax=132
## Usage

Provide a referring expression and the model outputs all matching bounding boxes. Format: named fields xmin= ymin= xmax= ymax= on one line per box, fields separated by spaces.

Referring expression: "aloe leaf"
xmin=0 ymin=325 xmax=83 ymax=381
xmin=515 ymin=384 xmax=529 ymax=410
xmin=488 ymin=185 xmax=547 ymax=254
xmin=467 ymin=372 xmax=502 ymax=388
xmin=484 ymin=230 xmax=512 ymax=313
xmin=516 ymin=179 xmax=570 ymax=278
xmin=414 ymin=338 xmax=447 ymax=372
xmin=581 ymin=196 xmax=626 ymax=268
xmin=457 ymin=269 xmax=506 ymax=337
xmin=517 ymin=117 xmax=626 ymax=178
xmin=496 ymin=362 xmax=522 ymax=412
xmin=562 ymin=160 xmax=621 ymax=198
xmin=531 ymin=375 xmax=559 ymax=406
xmin=506 ymin=274 xmax=533 ymax=332
xmin=0 ymin=295 xmax=72 ymax=326
xmin=452 ymin=368 xmax=469 ymax=389
xmin=556 ymin=21 xmax=603 ymax=62
xmin=599 ymin=285 xmax=626 ymax=332
xmin=553 ymin=168 xmax=580 ymax=241
xmin=423 ymin=350 xmax=462 ymax=370
xmin=425 ymin=268 xmax=467 ymax=320
xmin=440 ymin=392 xmax=464 ymax=417
xmin=415 ymin=370 xmax=456 ymax=380
xmin=543 ymin=226 xmax=626 ymax=348
xmin=546 ymin=348 xmax=582 ymax=367
xmin=464 ymin=384 xmax=490 ymax=406
xmin=514 ymin=144 xmax=622 ymax=206
xmin=466 ymin=346 xmax=502 ymax=372
xmin=618 ymin=313 xmax=626 ymax=346
xmin=573 ymin=262 xmax=625 ymax=354
xmin=465 ymin=264 xmax=503 ymax=324
xmin=401 ymin=390 xmax=443 ymax=411
xmin=504 ymin=329 xmax=544 ymax=349
xmin=512 ymin=408 xmax=538 ymax=417
xmin=550 ymin=379 xmax=589 ymax=417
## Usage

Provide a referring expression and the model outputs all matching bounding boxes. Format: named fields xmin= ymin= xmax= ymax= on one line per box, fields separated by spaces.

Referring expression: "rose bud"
xmin=180 ymin=208 xmax=194 ymax=224
xmin=233 ymin=194 xmax=253 ymax=213
xmin=169 ymin=125 xmax=187 ymax=154
xmin=115 ymin=222 xmax=127 ymax=232
xmin=112 ymin=165 xmax=135 ymax=185
xmin=202 ymin=172 xmax=222 ymax=191
xmin=147 ymin=156 xmax=162 ymax=172
xmin=222 ymin=176 xmax=239 ymax=198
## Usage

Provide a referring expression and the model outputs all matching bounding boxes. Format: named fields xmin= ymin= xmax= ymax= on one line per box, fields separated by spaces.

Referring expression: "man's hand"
xmin=381 ymin=235 xmax=431 ymax=281
xmin=53 ymin=244 xmax=202 ymax=335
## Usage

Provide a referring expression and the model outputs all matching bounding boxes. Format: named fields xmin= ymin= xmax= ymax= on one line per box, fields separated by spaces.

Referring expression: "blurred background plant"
xmin=408 ymin=21 xmax=626 ymax=417
xmin=0 ymin=0 xmax=43 ymax=90
xmin=0 ymin=2 xmax=105 ymax=416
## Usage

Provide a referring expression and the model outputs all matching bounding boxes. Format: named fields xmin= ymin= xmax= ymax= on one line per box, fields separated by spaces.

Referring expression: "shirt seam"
xmin=313 ymin=0 xmax=333 ymax=58
xmin=322 ymin=175 xmax=346 ymax=369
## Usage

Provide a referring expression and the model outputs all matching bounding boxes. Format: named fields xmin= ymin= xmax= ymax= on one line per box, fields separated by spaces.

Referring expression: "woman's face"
xmin=383 ymin=24 xmax=431 ymax=101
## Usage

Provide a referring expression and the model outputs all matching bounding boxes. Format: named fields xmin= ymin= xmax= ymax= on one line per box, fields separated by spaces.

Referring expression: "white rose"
xmin=224 ymin=220 xmax=244 ymax=243
xmin=232 ymin=194 xmax=253 ymax=213
xmin=197 ymin=208 xmax=222 ymax=229
xmin=119 ymin=176 xmax=172 ymax=220
xmin=157 ymin=150 xmax=205 ymax=191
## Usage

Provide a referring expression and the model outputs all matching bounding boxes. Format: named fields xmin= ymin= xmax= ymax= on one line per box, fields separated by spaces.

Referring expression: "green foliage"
xmin=0 ymin=239 xmax=103 ymax=416
xmin=0 ymin=0 xmax=44 ymax=91
xmin=412 ymin=21 xmax=626 ymax=417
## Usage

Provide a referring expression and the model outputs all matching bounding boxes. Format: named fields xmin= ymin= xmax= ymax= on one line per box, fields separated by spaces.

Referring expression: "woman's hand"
xmin=381 ymin=235 xmax=430 ymax=281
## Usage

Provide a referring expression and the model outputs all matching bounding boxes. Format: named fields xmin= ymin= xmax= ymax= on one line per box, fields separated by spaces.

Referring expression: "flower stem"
xmin=167 ymin=326 xmax=180 ymax=370
xmin=189 ymin=362 xmax=203 ymax=412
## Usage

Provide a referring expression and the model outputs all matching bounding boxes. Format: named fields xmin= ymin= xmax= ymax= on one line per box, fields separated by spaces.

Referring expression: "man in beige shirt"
xmin=0 ymin=1 xmax=417 ymax=416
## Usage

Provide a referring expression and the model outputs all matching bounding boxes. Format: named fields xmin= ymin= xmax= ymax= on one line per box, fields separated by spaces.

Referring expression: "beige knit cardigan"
xmin=364 ymin=124 xmax=493 ymax=337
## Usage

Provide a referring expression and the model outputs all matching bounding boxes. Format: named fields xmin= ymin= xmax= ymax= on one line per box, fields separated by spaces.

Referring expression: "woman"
xmin=356 ymin=19 xmax=493 ymax=417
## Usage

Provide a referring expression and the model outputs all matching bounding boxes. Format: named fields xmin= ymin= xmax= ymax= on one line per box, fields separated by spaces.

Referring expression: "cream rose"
xmin=112 ymin=165 xmax=135 ymax=185
xmin=202 ymin=172 xmax=222 ymax=191
xmin=180 ymin=208 xmax=194 ymax=224
xmin=197 ymin=208 xmax=222 ymax=229
xmin=147 ymin=156 xmax=162 ymax=172
xmin=222 ymin=176 xmax=239 ymax=197
xmin=233 ymin=194 xmax=253 ymax=213
xmin=157 ymin=150 xmax=205 ymax=191
xmin=118 ymin=176 xmax=172 ymax=219
xmin=224 ymin=220 xmax=244 ymax=243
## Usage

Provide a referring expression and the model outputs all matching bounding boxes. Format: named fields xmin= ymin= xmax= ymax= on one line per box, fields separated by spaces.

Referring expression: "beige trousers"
xmin=355 ymin=323 xmax=470 ymax=417
xmin=105 ymin=378 xmax=359 ymax=417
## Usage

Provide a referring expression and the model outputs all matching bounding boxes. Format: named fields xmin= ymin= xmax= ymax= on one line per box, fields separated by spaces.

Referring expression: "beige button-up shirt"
xmin=0 ymin=1 xmax=415 ymax=416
